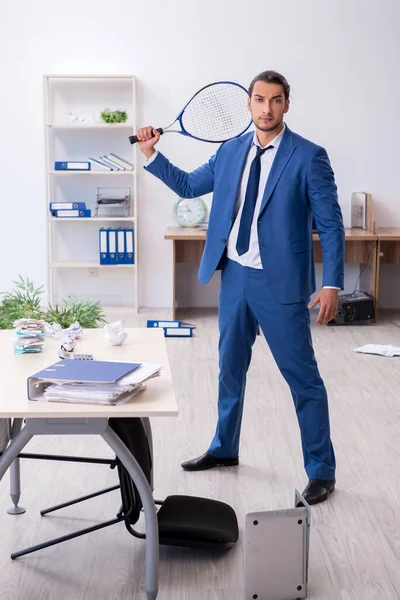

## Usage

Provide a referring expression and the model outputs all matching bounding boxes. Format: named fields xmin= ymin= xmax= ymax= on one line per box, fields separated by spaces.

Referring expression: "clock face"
xmin=174 ymin=197 xmax=207 ymax=227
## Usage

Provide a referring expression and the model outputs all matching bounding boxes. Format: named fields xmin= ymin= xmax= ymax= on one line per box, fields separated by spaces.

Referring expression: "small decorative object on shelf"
xmin=173 ymin=197 xmax=207 ymax=227
xmin=99 ymin=109 xmax=128 ymax=124
xmin=68 ymin=112 xmax=88 ymax=124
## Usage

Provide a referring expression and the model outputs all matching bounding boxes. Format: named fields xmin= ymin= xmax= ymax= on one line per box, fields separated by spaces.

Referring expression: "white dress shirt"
xmin=227 ymin=126 xmax=285 ymax=268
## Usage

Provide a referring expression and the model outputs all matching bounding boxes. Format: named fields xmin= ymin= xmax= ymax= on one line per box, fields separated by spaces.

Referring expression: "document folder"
xmin=30 ymin=359 xmax=141 ymax=383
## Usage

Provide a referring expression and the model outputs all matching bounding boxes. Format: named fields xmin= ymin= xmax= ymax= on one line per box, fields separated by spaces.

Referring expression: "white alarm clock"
xmin=173 ymin=197 xmax=207 ymax=227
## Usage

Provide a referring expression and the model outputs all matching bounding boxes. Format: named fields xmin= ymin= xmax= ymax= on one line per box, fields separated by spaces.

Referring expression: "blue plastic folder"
xmin=29 ymin=359 xmax=141 ymax=386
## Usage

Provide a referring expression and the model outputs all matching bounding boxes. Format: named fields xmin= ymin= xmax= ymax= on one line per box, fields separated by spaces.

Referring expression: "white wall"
xmin=1 ymin=0 xmax=399 ymax=308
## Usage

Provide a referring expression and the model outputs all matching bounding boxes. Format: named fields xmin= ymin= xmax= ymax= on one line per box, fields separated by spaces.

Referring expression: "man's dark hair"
xmin=249 ymin=70 xmax=290 ymax=100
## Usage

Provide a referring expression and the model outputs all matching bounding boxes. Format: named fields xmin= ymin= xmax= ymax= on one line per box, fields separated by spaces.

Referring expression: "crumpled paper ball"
xmin=64 ymin=321 xmax=83 ymax=339
xmin=44 ymin=322 xmax=63 ymax=338
xmin=104 ymin=321 xmax=127 ymax=346
xmin=60 ymin=335 xmax=76 ymax=352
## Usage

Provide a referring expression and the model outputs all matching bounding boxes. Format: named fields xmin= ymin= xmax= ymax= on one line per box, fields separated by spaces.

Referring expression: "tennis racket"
xmin=129 ymin=81 xmax=252 ymax=145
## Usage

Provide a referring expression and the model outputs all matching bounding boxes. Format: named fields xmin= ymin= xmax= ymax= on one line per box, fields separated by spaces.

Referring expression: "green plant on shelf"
xmin=100 ymin=109 xmax=128 ymax=124
xmin=0 ymin=276 xmax=106 ymax=330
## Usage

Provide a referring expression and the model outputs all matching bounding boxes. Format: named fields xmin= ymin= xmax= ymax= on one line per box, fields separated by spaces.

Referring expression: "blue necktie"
xmin=236 ymin=145 xmax=273 ymax=256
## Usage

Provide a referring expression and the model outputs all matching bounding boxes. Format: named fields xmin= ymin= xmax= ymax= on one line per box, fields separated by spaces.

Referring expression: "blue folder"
xmin=29 ymin=359 xmax=141 ymax=384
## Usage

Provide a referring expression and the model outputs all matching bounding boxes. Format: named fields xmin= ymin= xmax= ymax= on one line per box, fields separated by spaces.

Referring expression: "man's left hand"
xmin=308 ymin=289 xmax=339 ymax=325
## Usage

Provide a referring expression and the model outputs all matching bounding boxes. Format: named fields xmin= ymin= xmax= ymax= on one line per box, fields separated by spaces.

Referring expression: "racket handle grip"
xmin=129 ymin=128 xmax=164 ymax=145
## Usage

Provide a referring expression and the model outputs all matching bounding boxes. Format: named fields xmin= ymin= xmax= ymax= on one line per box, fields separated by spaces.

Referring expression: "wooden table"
xmin=164 ymin=226 xmax=379 ymax=319
xmin=0 ymin=328 xmax=178 ymax=600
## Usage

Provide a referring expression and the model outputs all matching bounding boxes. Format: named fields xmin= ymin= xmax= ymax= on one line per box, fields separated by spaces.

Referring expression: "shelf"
xmin=45 ymin=74 xmax=138 ymax=310
xmin=50 ymin=261 xmax=135 ymax=269
xmin=47 ymin=123 xmax=134 ymax=129
xmin=49 ymin=170 xmax=134 ymax=175
xmin=45 ymin=74 xmax=135 ymax=80
xmin=49 ymin=216 xmax=135 ymax=222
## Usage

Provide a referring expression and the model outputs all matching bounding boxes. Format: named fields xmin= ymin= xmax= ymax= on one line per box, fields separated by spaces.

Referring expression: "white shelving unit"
xmin=44 ymin=75 xmax=138 ymax=309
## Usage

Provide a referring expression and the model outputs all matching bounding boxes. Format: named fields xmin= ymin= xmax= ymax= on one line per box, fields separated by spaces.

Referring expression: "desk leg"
xmin=0 ymin=428 xmax=33 ymax=488
xmin=8 ymin=419 xmax=26 ymax=515
xmin=172 ymin=240 xmax=176 ymax=320
xmin=102 ymin=425 xmax=159 ymax=600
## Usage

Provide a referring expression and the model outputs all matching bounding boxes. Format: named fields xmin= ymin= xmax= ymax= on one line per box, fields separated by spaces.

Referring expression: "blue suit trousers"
xmin=208 ymin=258 xmax=336 ymax=481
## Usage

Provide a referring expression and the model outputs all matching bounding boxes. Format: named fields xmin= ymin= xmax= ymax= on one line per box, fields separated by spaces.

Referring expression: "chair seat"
xmin=157 ymin=495 xmax=239 ymax=549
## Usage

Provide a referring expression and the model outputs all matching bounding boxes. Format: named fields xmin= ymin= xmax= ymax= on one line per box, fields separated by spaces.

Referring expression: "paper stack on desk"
xmin=28 ymin=359 xmax=163 ymax=406
xmin=13 ymin=319 xmax=47 ymax=354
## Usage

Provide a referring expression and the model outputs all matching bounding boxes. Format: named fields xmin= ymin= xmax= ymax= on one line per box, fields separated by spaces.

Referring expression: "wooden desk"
xmin=0 ymin=328 xmax=178 ymax=600
xmin=164 ymin=226 xmax=379 ymax=319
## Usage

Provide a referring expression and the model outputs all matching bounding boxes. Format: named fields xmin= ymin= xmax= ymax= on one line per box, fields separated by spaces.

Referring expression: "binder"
xmin=29 ymin=359 xmax=141 ymax=384
xmin=54 ymin=161 xmax=91 ymax=171
xmin=28 ymin=359 xmax=142 ymax=401
xmin=164 ymin=327 xmax=194 ymax=338
xmin=99 ymin=228 xmax=108 ymax=264
xmin=108 ymin=153 xmax=134 ymax=170
xmin=125 ymin=228 xmax=134 ymax=264
xmin=108 ymin=228 xmax=117 ymax=265
xmin=89 ymin=157 xmax=112 ymax=171
xmin=100 ymin=156 xmax=124 ymax=170
xmin=52 ymin=209 xmax=91 ymax=218
xmin=147 ymin=320 xmax=196 ymax=329
xmin=117 ymin=228 xmax=126 ymax=264
xmin=50 ymin=202 xmax=86 ymax=211
xmin=102 ymin=155 xmax=126 ymax=170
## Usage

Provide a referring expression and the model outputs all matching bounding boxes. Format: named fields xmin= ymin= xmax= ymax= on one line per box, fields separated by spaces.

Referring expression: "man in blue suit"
xmin=137 ymin=71 xmax=345 ymax=505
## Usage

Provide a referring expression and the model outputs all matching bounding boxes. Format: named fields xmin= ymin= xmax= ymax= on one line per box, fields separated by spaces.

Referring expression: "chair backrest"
xmin=109 ymin=418 xmax=152 ymax=525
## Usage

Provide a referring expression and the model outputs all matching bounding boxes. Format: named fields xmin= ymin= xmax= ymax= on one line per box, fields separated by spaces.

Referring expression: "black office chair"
xmin=12 ymin=418 xmax=239 ymax=558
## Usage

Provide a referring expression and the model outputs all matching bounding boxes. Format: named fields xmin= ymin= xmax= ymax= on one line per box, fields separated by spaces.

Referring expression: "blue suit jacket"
xmin=145 ymin=125 xmax=345 ymax=304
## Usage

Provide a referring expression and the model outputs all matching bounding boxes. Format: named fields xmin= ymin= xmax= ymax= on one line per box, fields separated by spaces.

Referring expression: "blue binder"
xmin=55 ymin=161 xmax=91 ymax=171
xmin=29 ymin=359 xmax=141 ymax=385
xmin=164 ymin=327 xmax=193 ymax=338
xmin=52 ymin=209 xmax=91 ymax=218
xmin=117 ymin=228 xmax=126 ymax=264
xmin=125 ymin=228 xmax=134 ymax=264
xmin=50 ymin=202 xmax=87 ymax=212
xmin=147 ymin=319 xmax=196 ymax=328
xmin=108 ymin=228 xmax=117 ymax=265
xmin=99 ymin=228 xmax=109 ymax=264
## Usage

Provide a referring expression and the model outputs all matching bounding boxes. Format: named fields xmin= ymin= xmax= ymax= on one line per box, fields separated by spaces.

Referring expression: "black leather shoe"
xmin=181 ymin=452 xmax=239 ymax=471
xmin=297 ymin=479 xmax=336 ymax=506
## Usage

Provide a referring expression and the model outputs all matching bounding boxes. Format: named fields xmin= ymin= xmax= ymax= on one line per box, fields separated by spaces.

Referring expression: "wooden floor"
xmin=1 ymin=308 xmax=400 ymax=600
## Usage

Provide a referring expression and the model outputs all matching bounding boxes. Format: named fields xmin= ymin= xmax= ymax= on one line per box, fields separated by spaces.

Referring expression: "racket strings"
xmin=181 ymin=83 xmax=251 ymax=142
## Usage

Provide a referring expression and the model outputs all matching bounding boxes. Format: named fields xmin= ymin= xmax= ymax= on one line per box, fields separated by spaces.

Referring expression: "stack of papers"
xmin=28 ymin=359 xmax=163 ymax=406
xmin=354 ymin=344 xmax=400 ymax=358
xmin=13 ymin=319 xmax=47 ymax=354
xmin=43 ymin=382 xmax=146 ymax=405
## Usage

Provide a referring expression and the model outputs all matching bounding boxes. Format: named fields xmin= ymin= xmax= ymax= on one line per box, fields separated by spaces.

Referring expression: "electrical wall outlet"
xmin=88 ymin=267 xmax=98 ymax=277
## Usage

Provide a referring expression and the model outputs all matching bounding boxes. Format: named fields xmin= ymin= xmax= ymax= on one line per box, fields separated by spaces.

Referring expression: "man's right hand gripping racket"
xmin=129 ymin=81 xmax=252 ymax=145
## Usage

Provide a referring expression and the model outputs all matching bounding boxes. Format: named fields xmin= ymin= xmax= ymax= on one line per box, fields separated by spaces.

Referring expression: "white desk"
xmin=0 ymin=328 xmax=178 ymax=600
